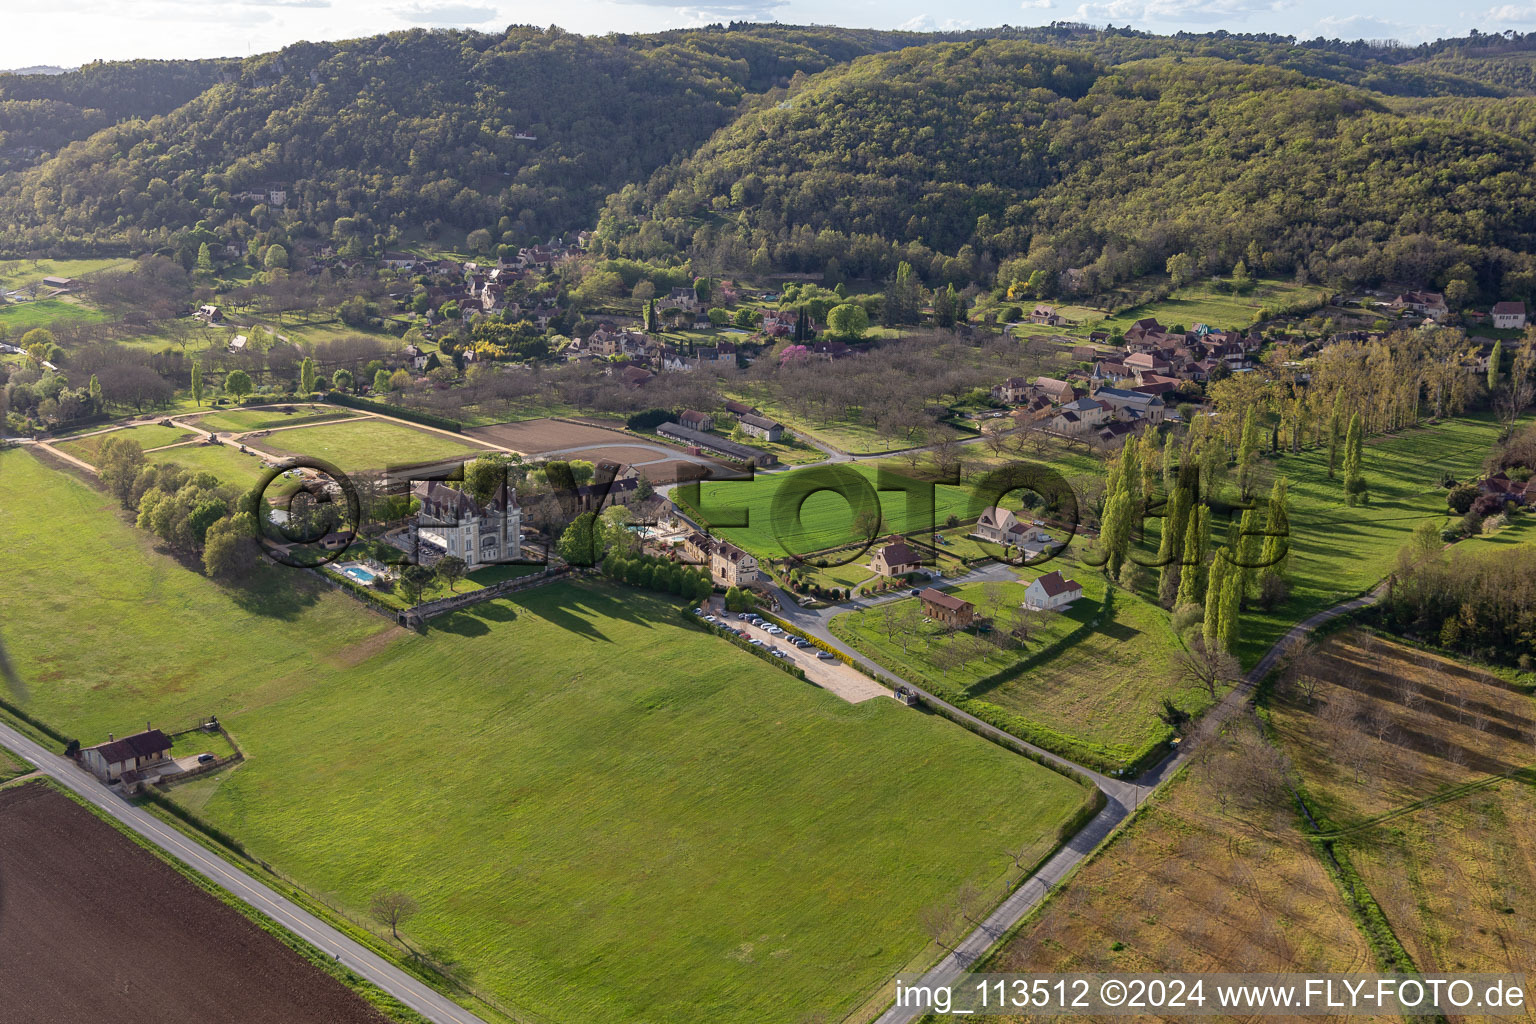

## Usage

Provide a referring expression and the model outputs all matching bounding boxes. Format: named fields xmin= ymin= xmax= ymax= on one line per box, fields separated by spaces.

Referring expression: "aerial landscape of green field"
xmin=0 ymin=449 xmax=1091 ymax=1024
xmin=6 ymin=16 xmax=1536 ymax=1024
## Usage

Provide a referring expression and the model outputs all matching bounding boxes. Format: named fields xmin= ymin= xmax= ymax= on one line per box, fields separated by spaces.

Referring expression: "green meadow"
xmin=0 ymin=449 xmax=1091 ymax=1024
xmin=55 ymin=422 xmax=197 ymax=462
xmin=190 ymin=406 xmax=355 ymax=434
xmin=254 ymin=417 xmax=491 ymax=473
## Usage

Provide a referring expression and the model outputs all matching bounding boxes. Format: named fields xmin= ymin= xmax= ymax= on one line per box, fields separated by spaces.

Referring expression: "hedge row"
xmin=678 ymin=608 xmax=810 ymax=683
xmin=0 ymin=695 xmax=75 ymax=749
xmin=323 ymin=392 xmax=464 ymax=432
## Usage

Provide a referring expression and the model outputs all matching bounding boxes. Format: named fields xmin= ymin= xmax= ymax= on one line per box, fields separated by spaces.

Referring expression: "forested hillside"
xmin=6 ymin=23 xmax=1536 ymax=304
xmin=0 ymin=25 xmax=967 ymax=256
xmin=597 ymin=41 xmax=1536 ymax=302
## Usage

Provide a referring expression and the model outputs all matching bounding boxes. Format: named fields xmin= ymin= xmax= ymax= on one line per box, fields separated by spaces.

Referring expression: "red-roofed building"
xmin=1024 ymin=570 xmax=1082 ymax=611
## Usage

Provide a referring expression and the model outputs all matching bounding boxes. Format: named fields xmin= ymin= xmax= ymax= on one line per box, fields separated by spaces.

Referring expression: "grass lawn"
xmin=1268 ymin=631 xmax=1536 ymax=977
xmin=146 ymin=441 xmax=277 ymax=492
xmin=1054 ymin=276 xmax=1328 ymax=339
xmin=677 ymin=463 xmax=983 ymax=563
xmin=0 ymin=257 xmax=131 ymax=290
xmin=1231 ymin=415 xmax=1511 ymax=668
xmin=0 ymin=449 xmax=1094 ymax=1024
xmin=55 ymin=423 xmax=198 ymax=463
xmin=252 ymin=417 xmax=491 ymax=474
xmin=189 ymin=406 xmax=355 ymax=434
xmin=720 ymin=387 xmax=918 ymax=455
xmin=0 ymin=743 xmax=32 ymax=783
xmin=831 ymin=555 xmax=1196 ymax=771
xmin=0 ymin=298 xmax=109 ymax=331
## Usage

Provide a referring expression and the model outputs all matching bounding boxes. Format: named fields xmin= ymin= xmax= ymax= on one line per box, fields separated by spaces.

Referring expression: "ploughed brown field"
xmin=0 ymin=781 xmax=390 ymax=1024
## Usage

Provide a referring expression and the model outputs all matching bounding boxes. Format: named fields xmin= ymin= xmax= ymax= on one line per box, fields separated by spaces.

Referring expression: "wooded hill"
xmin=7 ymin=24 xmax=1536 ymax=302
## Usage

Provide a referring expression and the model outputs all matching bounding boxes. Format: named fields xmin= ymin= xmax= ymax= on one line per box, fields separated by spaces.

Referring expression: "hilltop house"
xmin=1390 ymin=291 xmax=1448 ymax=321
xmin=411 ymin=480 xmax=521 ymax=570
xmin=1492 ymin=301 xmax=1528 ymax=330
xmin=871 ymin=536 xmax=922 ymax=577
xmin=80 ymin=728 xmax=173 ymax=783
xmin=1024 ymin=571 xmax=1082 ymax=611
xmin=919 ymin=588 xmax=975 ymax=628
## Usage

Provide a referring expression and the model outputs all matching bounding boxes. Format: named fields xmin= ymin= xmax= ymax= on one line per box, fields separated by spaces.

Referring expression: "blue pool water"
xmin=339 ymin=565 xmax=377 ymax=584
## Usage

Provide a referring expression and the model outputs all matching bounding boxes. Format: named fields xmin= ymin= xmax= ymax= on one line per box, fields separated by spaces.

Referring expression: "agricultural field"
xmin=1268 ymin=631 xmax=1536 ymax=977
xmin=190 ymin=405 xmax=355 ymax=434
xmin=0 ymin=297 xmax=109 ymax=330
xmin=55 ymin=422 xmax=197 ymax=462
xmin=0 ymin=256 xmax=132 ymax=291
xmin=1227 ymin=415 xmax=1510 ymax=668
xmin=0 ymin=780 xmax=397 ymax=1024
xmin=0 ymin=450 xmax=1094 ymax=1024
xmin=831 ymin=556 xmax=1198 ymax=771
xmin=249 ymin=417 xmax=493 ymax=473
xmin=0 ymin=743 xmax=31 ymax=783
xmin=1050 ymin=276 xmax=1329 ymax=340
xmin=987 ymin=717 xmax=1387 ymax=1012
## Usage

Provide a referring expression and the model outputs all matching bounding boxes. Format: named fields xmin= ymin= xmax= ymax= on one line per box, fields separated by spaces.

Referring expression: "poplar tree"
xmin=1176 ymin=504 xmax=1207 ymax=607
xmin=1342 ymin=412 xmax=1367 ymax=504
xmin=300 ymin=356 xmax=318 ymax=394
xmin=1237 ymin=407 xmax=1261 ymax=498
xmin=1218 ymin=561 xmax=1243 ymax=653
xmin=88 ymin=373 xmax=102 ymax=409
xmin=1260 ymin=477 xmax=1290 ymax=580
xmin=190 ymin=360 xmax=203 ymax=407
xmin=1202 ymin=554 xmax=1225 ymax=650
xmin=1488 ymin=338 xmax=1502 ymax=393
xmin=1327 ymin=392 xmax=1343 ymax=478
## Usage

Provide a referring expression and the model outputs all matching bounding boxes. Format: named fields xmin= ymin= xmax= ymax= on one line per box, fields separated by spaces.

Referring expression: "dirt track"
xmin=0 ymin=781 xmax=390 ymax=1024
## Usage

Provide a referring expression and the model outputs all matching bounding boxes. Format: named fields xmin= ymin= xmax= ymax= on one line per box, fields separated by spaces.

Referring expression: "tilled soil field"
xmin=0 ymin=781 xmax=391 ymax=1024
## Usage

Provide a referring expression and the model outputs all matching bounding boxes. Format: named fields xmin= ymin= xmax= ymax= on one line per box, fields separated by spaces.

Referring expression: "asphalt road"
xmin=0 ymin=719 xmax=491 ymax=1024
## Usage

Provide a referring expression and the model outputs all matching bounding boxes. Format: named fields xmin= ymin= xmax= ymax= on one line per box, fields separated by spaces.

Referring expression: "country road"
xmin=0 ymin=719 xmax=493 ymax=1024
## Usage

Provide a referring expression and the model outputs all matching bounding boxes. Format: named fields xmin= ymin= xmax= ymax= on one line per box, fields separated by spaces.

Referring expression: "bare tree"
xmin=371 ymin=891 xmax=419 ymax=942
xmin=918 ymin=902 xmax=961 ymax=954
xmin=1173 ymin=634 xmax=1240 ymax=701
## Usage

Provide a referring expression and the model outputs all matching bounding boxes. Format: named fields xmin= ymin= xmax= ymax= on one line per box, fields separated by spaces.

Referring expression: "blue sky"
xmin=3 ymin=0 xmax=1533 ymax=69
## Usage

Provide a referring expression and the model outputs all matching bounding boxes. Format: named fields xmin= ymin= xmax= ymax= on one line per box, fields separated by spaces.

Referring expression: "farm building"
xmin=80 ymin=728 xmax=172 ymax=783
xmin=655 ymin=422 xmax=777 ymax=467
xmin=710 ymin=540 xmax=760 ymax=587
xmin=1024 ymin=571 xmax=1082 ymax=611
xmin=918 ymin=588 xmax=975 ymax=628
xmin=736 ymin=413 xmax=784 ymax=442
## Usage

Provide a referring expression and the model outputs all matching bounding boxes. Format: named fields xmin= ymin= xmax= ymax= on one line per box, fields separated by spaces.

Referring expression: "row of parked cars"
xmin=694 ymin=608 xmax=837 ymax=661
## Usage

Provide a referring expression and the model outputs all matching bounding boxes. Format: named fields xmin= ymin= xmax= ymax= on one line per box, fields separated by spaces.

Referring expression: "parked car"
xmin=909 ymin=588 xmax=921 ymax=596
xmin=197 ymin=753 xmax=216 ymax=764
xmin=749 ymin=638 xmax=764 ymax=646
xmin=738 ymin=613 xmax=749 ymax=620
xmin=816 ymin=650 xmax=835 ymax=660
xmin=693 ymin=607 xmax=704 ymax=615
xmin=793 ymin=638 xmax=810 ymax=648
xmin=704 ymin=615 xmax=717 ymax=623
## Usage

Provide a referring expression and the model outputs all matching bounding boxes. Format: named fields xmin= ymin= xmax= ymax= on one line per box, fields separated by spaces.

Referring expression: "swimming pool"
xmin=336 ymin=563 xmax=377 ymax=584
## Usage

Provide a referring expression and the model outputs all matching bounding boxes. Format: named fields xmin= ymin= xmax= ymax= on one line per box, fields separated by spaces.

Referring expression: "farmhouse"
xmin=992 ymin=376 xmax=1031 ymax=405
xmin=737 ymin=413 xmax=784 ymax=442
xmin=1024 ymin=571 xmax=1082 ymax=611
xmin=1093 ymin=386 xmax=1166 ymax=424
xmin=80 ymin=728 xmax=172 ymax=783
xmin=973 ymin=506 xmax=1048 ymax=549
xmin=227 ymin=334 xmax=248 ymax=354
xmin=871 ymin=536 xmax=922 ymax=577
xmin=195 ymin=304 xmax=221 ymax=323
xmin=678 ymin=409 xmax=714 ymax=431
xmin=918 ymin=588 xmax=975 ymax=628
xmin=41 ymin=276 xmax=74 ymax=289
xmin=710 ymin=540 xmax=760 ymax=587
xmin=1492 ymin=301 xmax=1527 ymax=330
xmin=656 ymin=421 xmax=777 ymax=467
xmin=411 ymin=479 xmax=521 ymax=569
xmin=1033 ymin=376 xmax=1077 ymax=405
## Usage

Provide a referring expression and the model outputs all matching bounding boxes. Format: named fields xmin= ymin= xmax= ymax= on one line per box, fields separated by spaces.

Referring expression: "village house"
xmin=737 ymin=413 xmax=784 ymax=442
xmin=870 ymin=536 xmax=922 ymax=577
xmin=992 ymin=376 xmax=1032 ymax=405
xmin=411 ymin=480 xmax=521 ymax=570
xmin=1390 ymin=291 xmax=1449 ymax=321
xmin=678 ymin=410 xmax=714 ymax=432
xmin=1096 ymin=421 xmax=1138 ymax=447
xmin=918 ymin=588 xmax=976 ymax=629
xmin=680 ymin=532 xmax=712 ymax=565
xmin=666 ymin=287 xmax=700 ymax=313
xmin=1032 ymin=376 xmax=1078 ymax=406
xmin=1030 ymin=304 xmax=1066 ymax=326
xmin=1478 ymin=471 xmax=1536 ymax=506
xmin=1024 ymin=571 xmax=1082 ymax=611
xmin=80 ymin=728 xmax=173 ymax=783
xmin=710 ymin=540 xmax=760 ymax=587
xmin=227 ymin=334 xmax=248 ymax=354
xmin=195 ymin=304 xmax=221 ymax=323
xmin=1492 ymin=301 xmax=1528 ymax=330
xmin=1093 ymin=386 xmax=1166 ymax=424
xmin=972 ymin=506 xmax=1054 ymax=552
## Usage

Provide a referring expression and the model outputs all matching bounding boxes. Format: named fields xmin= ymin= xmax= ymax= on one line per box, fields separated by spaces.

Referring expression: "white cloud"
xmin=392 ymin=2 xmax=500 ymax=24
xmin=608 ymin=0 xmax=788 ymax=20
xmin=1314 ymin=13 xmax=1403 ymax=37
xmin=1021 ymin=0 xmax=1053 ymax=8
xmin=897 ymin=13 xmax=973 ymax=30
xmin=1485 ymin=4 xmax=1536 ymax=23
xmin=1073 ymin=0 xmax=1286 ymax=23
